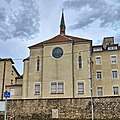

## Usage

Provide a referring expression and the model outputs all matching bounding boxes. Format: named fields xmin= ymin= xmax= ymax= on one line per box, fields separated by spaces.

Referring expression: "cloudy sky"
xmin=0 ymin=0 xmax=120 ymax=74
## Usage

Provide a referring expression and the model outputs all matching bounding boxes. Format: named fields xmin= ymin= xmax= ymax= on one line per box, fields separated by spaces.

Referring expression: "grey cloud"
xmin=115 ymin=33 xmax=120 ymax=43
xmin=12 ymin=0 xmax=40 ymax=40
xmin=0 ymin=8 xmax=6 ymax=22
xmin=0 ymin=0 xmax=40 ymax=41
xmin=63 ymin=0 xmax=120 ymax=29
xmin=64 ymin=0 xmax=106 ymax=9
xmin=5 ymin=0 xmax=12 ymax=3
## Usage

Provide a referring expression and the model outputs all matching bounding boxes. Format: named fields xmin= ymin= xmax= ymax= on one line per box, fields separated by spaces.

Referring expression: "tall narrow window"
xmin=112 ymin=70 xmax=118 ymax=79
xmin=113 ymin=86 xmax=119 ymax=95
xmin=37 ymin=58 xmax=40 ymax=71
xmin=111 ymin=55 xmax=117 ymax=64
xmin=97 ymin=87 xmax=103 ymax=96
xmin=96 ymin=71 xmax=102 ymax=80
xmin=11 ymin=79 xmax=13 ymax=84
xmin=58 ymin=82 xmax=64 ymax=93
xmin=78 ymin=82 xmax=84 ymax=94
xmin=35 ymin=83 xmax=40 ymax=95
xmin=96 ymin=56 xmax=101 ymax=65
xmin=78 ymin=56 xmax=82 ymax=69
xmin=10 ymin=88 xmax=15 ymax=96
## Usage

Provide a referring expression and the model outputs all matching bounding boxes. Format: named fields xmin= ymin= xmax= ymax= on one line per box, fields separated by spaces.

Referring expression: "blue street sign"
xmin=4 ymin=91 xmax=10 ymax=98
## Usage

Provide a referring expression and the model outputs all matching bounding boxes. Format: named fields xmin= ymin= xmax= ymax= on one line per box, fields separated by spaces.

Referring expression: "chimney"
xmin=102 ymin=37 xmax=114 ymax=49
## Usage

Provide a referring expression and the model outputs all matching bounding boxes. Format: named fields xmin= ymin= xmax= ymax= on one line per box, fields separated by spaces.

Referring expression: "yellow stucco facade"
xmin=23 ymin=38 xmax=92 ymax=99
xmin=92 ymin=37 xmax=120 ymax=97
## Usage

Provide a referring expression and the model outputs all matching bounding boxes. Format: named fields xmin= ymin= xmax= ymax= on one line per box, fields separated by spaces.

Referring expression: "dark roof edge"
xmin=12 ymin=65 xmax=20 ymax=76
xmin=23 ymin=57 xmax=29 ymax=62
xmin=0 ymin=58 xmax=14 ymax=64
xmin=15 ymin=75 xmax=23 ymax=79
xmin=5 ymin=84 xmax=22 ymax=87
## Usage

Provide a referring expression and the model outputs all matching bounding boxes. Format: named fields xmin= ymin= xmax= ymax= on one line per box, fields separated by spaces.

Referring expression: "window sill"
xmin=51 ymin=93 xmax=64 ymax=95
xmin=34 ymin=93 xmax=40 ymax=95
xmin=111 ymin=63 xmax=117 ymax=64
xmin=112 ymin=78 xmax=118 ymax=79
xmin=96 ymin=79 xmax=102 ymax=80
xmin=78 ymin=92 xmax=84 ymax=95
xmin=113 ymin=94 xmax=119 ymax=96
xmin=78 ymin=68 xmax=82 ymax=70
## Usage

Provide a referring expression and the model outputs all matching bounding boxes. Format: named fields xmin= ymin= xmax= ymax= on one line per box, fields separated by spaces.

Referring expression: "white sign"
xmin=52 ymin=109 xmax=58 ymax=118
xmin=0 ymin=101 xmax=5 ymax=111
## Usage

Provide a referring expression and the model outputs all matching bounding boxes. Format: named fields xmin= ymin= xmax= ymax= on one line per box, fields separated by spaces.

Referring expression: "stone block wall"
xmin=1 ymin=96 xmax=120 ymax=120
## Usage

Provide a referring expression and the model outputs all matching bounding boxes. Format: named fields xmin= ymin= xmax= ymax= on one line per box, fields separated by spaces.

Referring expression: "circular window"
xmin=52 ymin=47 xmax=63 ymax=59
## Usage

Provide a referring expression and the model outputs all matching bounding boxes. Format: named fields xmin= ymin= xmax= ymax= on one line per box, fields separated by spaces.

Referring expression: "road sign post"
xmin=4 ymin=91 xmax=10 ymax=120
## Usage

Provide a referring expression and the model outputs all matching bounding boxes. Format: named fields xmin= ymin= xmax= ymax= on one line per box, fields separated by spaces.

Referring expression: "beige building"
xmin=1 ymin=12 xmax=120 ymax=99
xmin=92 ymin=37 xmax=120 ymax=97
xmin=0 ymin=58 xmax=20 ymax=99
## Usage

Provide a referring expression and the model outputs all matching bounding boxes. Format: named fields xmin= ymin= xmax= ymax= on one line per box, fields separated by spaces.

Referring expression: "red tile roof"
xmin=29 ymin=34 xmax=92 ymax=48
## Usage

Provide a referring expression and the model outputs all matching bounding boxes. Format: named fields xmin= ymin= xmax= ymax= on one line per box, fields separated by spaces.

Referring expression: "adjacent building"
xmin=0 ymin=58 xmax=20 ymax=99
xmin=92 ymin=37 xmax=120 ymax=97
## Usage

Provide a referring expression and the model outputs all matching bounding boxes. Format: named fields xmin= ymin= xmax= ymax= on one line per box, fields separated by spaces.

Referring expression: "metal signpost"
xmin=4 ymin=91 xmax=10 ymax=120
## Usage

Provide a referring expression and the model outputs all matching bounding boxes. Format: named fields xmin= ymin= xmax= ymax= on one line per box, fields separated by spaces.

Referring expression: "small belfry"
xmin=60 ymin=10 xmax=66 ymax=35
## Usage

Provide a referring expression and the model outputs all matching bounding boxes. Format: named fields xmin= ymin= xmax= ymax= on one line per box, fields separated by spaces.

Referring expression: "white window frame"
xmin=77 ymin=80 xmax=85 ymax=95
xmin=77 ymin=82 xmax=84 ymax=94
xmin=96 ymin=56 xmax=102 ymax=65
xmin=93 ymin=47 xmax=102 ymax=52
xmin=96 ymin=71 xmax=102 ymax=80
xmin=51 ymin=81 xmax=64 ymax=94
xmin=34 ymin=82 xmax=41 ymax=95
xmin=111 ymin=55 xmax=117 ymax=64
xmin=97 ymin=87 xmax=103 ymax=96
xmin=113 ymin=86 xmax=119 ymax=95
xmin=112 ymin=69 xmax=118 ymax=79
xmin=10 ymin=88 xmax=15 ymax=96
xmin=58 ymin=82 xmax=64 ymax=93
xmin=108 ymin=46 xmax=117 ymax=50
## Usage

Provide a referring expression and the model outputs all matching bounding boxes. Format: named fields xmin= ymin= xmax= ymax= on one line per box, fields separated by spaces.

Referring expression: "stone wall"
xmin=1 ymin=96 xmax=120 ymax=120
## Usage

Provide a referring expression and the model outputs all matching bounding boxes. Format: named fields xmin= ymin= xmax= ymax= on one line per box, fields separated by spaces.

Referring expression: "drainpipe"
xmin=90 ymin=44 xmax=94 ymax=120
xmin=1 ymin=61 xmax=6 ymax=100
xmin=72 ymin=42 xmax=75 ymax=98
xmin=41 ymin=46 xmax=44 ymax=98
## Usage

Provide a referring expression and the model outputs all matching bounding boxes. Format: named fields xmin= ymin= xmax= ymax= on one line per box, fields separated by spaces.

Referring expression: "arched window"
xmin=78 ymin=55 xmax=82 ymax=69
xmin=37 ymin=57 xmax=40 ymax=71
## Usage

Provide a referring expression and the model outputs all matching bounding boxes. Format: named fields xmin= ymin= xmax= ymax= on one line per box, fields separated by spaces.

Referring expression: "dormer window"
xmin=93 ymin=47 xmax=102 ymax=52
xmin=108 ymin=46 xmax=117 ymax=50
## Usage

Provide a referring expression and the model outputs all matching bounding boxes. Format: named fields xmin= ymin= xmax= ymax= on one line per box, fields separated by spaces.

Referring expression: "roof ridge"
xmin=59 ymin=34 xmax=73 ymax=40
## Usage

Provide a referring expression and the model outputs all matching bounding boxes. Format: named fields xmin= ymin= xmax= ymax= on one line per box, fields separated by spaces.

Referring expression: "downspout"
xmin=1 ymin=61 xmax=6 ymax=100
xmin=72 ymin=42 xmax=75 ymax=98
xmin=90 ymin=41 xmax=94 ymax=120
xmin=41 ymin=45 xmax=44 ymax=98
